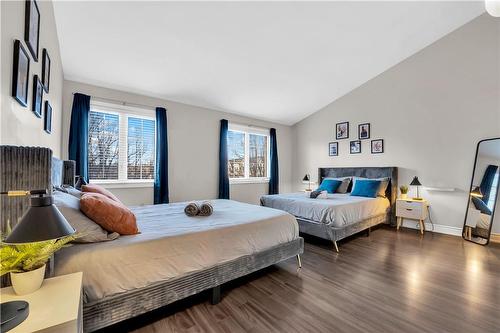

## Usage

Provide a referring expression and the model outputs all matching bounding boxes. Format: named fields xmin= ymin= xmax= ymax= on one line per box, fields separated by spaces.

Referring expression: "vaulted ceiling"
xmin=53 ymin=1 xmax=484 ymax=125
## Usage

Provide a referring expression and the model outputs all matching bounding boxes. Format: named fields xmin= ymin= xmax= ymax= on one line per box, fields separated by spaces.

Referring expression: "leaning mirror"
xmin=463 ymin=138 xmax=500 ymax=245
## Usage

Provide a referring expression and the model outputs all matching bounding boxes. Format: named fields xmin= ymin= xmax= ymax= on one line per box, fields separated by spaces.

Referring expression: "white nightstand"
xmin=1 ymin=272 xmax=83 ymax=333
xmin=396 ymin=199 xmax=429 ymax=235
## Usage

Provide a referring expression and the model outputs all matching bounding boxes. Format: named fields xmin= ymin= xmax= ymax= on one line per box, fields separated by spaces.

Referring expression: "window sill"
xmin=90 ymin=180 xmax=154 ymax=189
xmin=230 ymin=178 xmax=269 ymax=185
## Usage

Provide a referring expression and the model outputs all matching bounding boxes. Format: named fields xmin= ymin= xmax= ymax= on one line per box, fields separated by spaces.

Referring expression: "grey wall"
xmin=1 ymin=1 xmax=64 ymax=157
xmin=292 ymin=14 xmax=500 ymax=234
xmin=62 ymin=80 xmax=293 ymax=206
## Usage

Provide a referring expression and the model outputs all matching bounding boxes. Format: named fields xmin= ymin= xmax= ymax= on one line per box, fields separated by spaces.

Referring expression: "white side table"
xmin=396 ymin=199 xmax=429 ymax=235
xmin=1 ymin=272 xmax=83 ymax=333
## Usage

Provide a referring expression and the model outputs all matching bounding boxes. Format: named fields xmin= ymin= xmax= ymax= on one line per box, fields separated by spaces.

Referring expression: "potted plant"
xmin=400 ymin=185 xmax=409 ymax=199
xmin=0 ymin=235 xmax=75 ymax=295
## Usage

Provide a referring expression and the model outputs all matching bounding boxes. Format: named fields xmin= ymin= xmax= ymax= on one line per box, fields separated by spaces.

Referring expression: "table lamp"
xmin=302 ymin=174 xmax=312 ymax=191
xmin=410 ymin=176 xmax=423 ymax=200
xmin=470 ymin=186 xmax=483 ymax=198
xmin=0 ymin=189 xmax=75 ymax=332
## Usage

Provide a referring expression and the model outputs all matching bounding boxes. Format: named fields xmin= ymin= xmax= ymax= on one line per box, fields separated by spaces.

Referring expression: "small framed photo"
xmin=350 ymin=140 xmax=361 ymax=154
xmin=329 ymin=142 xmax=338 ymax=156
xmin=25 ymin=0 xmax=40 ymax=61
xmin=336 ymin=122 xmax=349 ymax=139
xmin=358 ymin=123 xmax=370 ymax=140
xmin=44 ymin=101 xmax=52 ymax=134
xmin=371 ymin=139 xmax=384 ymax=154
xmin=12 ymin=40 xmax=30 ymax=107
xmin=42 ymin=49 xmax=51 ymax=92
xmin=32 ymin=75 xmax=43 ymax=117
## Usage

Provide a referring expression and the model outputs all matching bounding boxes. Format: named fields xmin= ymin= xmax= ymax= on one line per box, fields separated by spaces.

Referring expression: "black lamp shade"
xmin=303 ymin=174 xmax=310 ymax=182
xmin=410 ymin=176 xmax=422 ymax=186
xmin=4 ymin=195 xmax=75 ymax=244
xmin=470 ymin=186 xmax=483 ymax=198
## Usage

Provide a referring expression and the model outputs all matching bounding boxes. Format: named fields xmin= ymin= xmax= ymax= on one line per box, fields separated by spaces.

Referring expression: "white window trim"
xmin=228 ymin=123 xmax=270 ymax=185
xmin=89 ymin=100 xmax=156 ymax=184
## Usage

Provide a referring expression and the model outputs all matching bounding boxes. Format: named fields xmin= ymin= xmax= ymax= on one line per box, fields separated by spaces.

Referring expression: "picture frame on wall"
xmin=12 ymin=40 xmax=30 ymax=107
xmin=42 ymin=49 xmax=51 ymax=92
xmin=32 ymin=75 xmax=43 ymax=117
xmin=350 ymin=140 xmax=361 ymax=154
xmin=25 ymin=0 xmax=40 ymax=61
xmin=329 ymin=142 xmax=338 ymax=156
xmin=336 ymin=122 xmax=349 ymax=140
xmin=358 ymin=123 xmax=370 ymax=139
xmin=44 ymin=101 xmax=52 ymax=134
xmin=371 ymin=139 xmax=384 ymax=154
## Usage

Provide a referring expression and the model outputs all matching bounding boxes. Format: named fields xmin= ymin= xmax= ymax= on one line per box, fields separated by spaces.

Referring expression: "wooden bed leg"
xmin=210 ymin=286 xmax=221 ymax=305
xmin=366 ymin=227 xmax=371 ymax=237
xmin=333 ymin=241 xmax=339 ymax=253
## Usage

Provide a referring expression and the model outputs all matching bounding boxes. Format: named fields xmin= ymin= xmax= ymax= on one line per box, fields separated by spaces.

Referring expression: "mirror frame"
xmin=462 ymin=137 xmax=500 ymax=245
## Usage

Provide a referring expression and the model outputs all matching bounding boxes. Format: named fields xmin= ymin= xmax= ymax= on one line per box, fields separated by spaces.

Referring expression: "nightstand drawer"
xmin=397 ymin=200 xmax=423 ymax=210
xmin=396 ymin=206 xmax=423 ymax=219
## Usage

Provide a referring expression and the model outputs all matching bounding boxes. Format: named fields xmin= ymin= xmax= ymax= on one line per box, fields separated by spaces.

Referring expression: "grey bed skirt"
xmin=83 ymin=237 xmax=304 ymax=332
xmin=297 ymin=213 xmax=389 ymax=243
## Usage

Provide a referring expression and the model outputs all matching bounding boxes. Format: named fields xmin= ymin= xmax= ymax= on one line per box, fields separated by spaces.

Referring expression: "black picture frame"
xmin=12 ymin=40 xmax=30 ymax=107
xmin=42 ymin=49 xmax=51 ymax=92
xmin=328 ymin=142 xmax=338 ymax=156
xmin=371 ymin=139 xmax=384 ymax=154
xmin=44 ymin=101 xmax=52 ymax=134
xmin=350 ymin=140 xmax=361 ymax=154
xmin=358 ymin=123 xmax=370 ymax=140
xmin=24 ymin=0 xmax=40 ymax=61
xmin=336 ymin=121 xmax=349 ymax=140
xmin=32 ymin=75 xmax=43 ymax=118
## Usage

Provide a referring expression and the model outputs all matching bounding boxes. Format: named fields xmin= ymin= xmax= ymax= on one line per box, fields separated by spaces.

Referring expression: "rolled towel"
xmin=184 ymin=202 xmax=200 ymax=216
xmin=199 ymin=201 xmax=213 ymax=216
xmin=310 ymin=190 xmax=328 ymax=199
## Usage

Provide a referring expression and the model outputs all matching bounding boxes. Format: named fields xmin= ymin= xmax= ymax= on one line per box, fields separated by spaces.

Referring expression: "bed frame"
xmin=0 ymin=145 xmax=304 ymax=332
xmin=296 ymin=167 xmax=397 ymax=252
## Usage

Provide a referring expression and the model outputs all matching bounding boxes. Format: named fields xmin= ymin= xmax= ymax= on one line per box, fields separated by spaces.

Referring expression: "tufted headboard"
xmin=318 ymin=166 xmax=398 ymax=224
xmin=0 ymin=146 xmax=75 ymax=233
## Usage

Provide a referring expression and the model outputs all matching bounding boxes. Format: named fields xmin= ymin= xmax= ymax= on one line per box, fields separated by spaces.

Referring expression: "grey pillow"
xmin=53 ymin=191 xmax=119 ymax=243
xmin=324 ymin=177 xmax=351 ymax=194
xmin=351 ymin=177 xmax=390 ymax=197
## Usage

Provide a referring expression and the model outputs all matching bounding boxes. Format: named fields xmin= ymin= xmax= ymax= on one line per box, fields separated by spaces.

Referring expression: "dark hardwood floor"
xmin=101 ymin=226 xmax=500 ymax=333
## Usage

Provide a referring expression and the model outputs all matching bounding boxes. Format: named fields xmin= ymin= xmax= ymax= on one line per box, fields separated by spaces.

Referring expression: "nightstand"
xmin=1 ymin=272 xmax=83 ymax=333
xmin=396 ymin=199 xmax=429 ymax=234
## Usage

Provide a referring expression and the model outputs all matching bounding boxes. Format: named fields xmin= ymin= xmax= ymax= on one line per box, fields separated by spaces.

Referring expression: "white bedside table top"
xmin=1 ymin=272 xmax=82 ymax=333
xmin=397 ymin=198 xmax=428 ymax=204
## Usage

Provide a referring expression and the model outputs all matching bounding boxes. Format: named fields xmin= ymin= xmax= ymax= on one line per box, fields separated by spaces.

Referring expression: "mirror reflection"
xmin=463 ymin=138 xmax=500 ymax=245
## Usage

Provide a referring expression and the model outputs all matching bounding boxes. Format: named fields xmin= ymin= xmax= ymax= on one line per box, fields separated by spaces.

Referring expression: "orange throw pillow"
xmin=82 ymin=184 xmax=121 ymax=203
xmin=80 ymin=192 xmax=139 ymax=235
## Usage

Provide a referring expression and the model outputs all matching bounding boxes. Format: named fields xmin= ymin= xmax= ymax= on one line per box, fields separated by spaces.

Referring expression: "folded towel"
xmin=310 ymin=190 xmax=328 ymax=199
xmin=184 ymin=202 xmax=200 ymax=216
xmin=199 ymin=201 xmax=213 ymax=216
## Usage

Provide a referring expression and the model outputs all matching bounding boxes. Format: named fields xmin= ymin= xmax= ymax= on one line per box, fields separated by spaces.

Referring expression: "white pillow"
xmin=351 ymin=177 xmax=390 ymax=197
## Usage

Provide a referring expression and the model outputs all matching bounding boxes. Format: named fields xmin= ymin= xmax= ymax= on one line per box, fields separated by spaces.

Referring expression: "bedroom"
xmin=0 ymin=1 xmax=499 ymax=332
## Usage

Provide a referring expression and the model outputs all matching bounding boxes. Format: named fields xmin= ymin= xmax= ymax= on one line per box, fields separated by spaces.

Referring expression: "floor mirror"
xmin=463 ymin=138 xmax=500 ymax=245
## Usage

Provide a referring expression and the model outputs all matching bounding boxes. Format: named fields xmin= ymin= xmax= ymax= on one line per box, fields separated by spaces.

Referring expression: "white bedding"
xmin=260 ymin=192 xmax=390 ymax=228
xmin=54 ymin=200 xmax=299 ymax=302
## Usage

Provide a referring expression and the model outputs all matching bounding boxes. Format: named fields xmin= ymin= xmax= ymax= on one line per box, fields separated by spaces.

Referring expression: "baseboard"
xmin=399 ymin=220 xmax=462 ymax=236
xmin=490 ymin=233 xmax=500 ymax=243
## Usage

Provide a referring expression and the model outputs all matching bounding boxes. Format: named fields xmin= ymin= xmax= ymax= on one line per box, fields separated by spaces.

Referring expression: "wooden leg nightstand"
xmin=396 ymin=199 xmax=429 ymax=235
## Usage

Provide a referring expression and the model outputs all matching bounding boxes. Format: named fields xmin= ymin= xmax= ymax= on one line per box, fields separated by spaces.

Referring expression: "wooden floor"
xmin=100 ymin=226 xmax=500 ymax=333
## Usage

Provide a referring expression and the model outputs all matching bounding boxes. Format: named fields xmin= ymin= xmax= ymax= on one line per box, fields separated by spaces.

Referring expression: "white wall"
xmin=1 ymin=1 xmax=64 ymax=157
xmin=292 ymin=14 xmax=500 ymax=233
xmin=62 ymin=80 xmax=293 ymax=206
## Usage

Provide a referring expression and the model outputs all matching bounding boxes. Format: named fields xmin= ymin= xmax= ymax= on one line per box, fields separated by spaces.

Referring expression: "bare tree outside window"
xmin=249 ymin=134 xmax=267 ymax=177
xmin=127 ymin=117 xmax=155 ymax=180
xmin=227 ymin=129 xmax=269 ymax=179
xmin=228 ymin=130 xmax=245 ymax=178
xmin=88 ymin=111 xmax=119 ymax=179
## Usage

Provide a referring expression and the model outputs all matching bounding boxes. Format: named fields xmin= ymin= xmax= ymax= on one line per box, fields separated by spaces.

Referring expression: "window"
xmin=88 ymin=100 xmax=155 ymax=183
xmin=228 ymin=124 xmax=270 ymax=183
xmin=487 ymin=172 xmax=499 ymax=210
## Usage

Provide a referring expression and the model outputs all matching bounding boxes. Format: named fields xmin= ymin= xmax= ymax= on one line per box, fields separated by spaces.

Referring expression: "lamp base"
xmin=1 ymin=301 xmax=29 ymax=332
xmin=412 ymin=197 xmax=424 ymax=201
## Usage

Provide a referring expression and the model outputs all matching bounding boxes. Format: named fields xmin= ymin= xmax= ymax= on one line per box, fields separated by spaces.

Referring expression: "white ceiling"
xmin=53 ymin=1 xmax=484 ymax=125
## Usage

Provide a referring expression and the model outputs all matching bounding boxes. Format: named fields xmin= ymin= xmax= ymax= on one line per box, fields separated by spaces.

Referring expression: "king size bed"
xmin=261 ymin=167 xmax=397 ymax=252
xmin=0 ymin=146 xmax=303 ymax=332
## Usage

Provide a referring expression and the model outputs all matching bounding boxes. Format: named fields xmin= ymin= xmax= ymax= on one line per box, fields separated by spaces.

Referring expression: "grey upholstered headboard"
xmin=318 ymin=167 xmax=398 ymax=224
xmin=0 ymin=146 xmax=75 ymax=233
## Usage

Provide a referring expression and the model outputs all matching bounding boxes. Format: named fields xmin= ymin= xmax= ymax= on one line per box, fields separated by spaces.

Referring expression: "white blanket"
xmin=260 ymin=193 xmax=390 ymax=228
xmin=55 ymin=200 xmax=299 ymax=302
